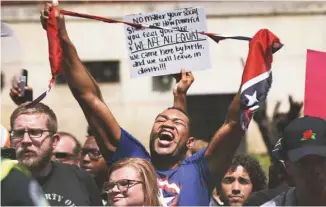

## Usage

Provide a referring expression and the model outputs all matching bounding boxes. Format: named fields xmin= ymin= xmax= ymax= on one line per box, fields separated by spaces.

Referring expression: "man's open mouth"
xmin=158 ymin=130 xmax=175 ymax=146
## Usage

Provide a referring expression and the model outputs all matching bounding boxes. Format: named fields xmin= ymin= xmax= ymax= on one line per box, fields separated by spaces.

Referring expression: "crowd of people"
xmin=1 ymin=2 xmax=326 ymax=207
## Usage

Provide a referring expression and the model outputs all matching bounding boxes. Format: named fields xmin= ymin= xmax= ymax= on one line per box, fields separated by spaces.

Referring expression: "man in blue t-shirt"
xmin=42 ymin=4 xmax=247 ymax=206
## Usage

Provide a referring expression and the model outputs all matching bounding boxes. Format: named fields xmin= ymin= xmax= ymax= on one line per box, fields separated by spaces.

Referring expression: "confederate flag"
xmin=239 ymin=29 xmax=283 ymax=130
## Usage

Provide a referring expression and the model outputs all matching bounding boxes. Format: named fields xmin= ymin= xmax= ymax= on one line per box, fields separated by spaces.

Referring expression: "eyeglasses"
xmin=10 ymin=129 xmax=52 ymax=140
xmin=81 ymin=148 xmax=102 ymax=160
xmin=54 ymin=152 xmax=75 ymax=159
xmin=103 ymin=179 xmax=143 ymax=193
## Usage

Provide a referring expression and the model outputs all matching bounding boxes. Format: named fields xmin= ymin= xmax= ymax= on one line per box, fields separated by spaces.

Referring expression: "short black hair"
xmin=167 ymin=107 xmax=189 ymax=118
xmin=57 ymin=131 xmax=81 ymax=157
xmin=227 ymin=155 xmax=267 ymax=192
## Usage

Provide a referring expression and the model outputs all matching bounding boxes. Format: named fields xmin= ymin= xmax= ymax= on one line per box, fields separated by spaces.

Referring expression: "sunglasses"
xmin=81 ymin=148 xmax=102 ymax=160
xmin=54 ymin=152 xmax=75 ymax=159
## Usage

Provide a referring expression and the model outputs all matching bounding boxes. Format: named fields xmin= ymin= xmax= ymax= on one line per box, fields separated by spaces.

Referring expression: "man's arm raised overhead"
xmin=40 ymin=3 xmax=121 ymax=158
xmin=204 ymin=29 xmax=282 ymax=184
xmin=173 ymin=68 xmax=194 ymax=112
xmin=204 ymin=89 xmax=244 ymax=183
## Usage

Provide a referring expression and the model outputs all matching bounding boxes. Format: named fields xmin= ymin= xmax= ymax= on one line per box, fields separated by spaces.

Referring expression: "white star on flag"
xmin=245 ymin=91 xmax=258 ymax=106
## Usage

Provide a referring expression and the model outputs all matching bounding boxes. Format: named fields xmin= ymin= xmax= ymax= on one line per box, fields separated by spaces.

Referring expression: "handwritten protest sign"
xmin=123 ymin=7 xmax=211 ymax=78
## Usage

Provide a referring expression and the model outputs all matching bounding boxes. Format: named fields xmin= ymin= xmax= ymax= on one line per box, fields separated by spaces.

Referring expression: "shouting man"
xmin=40 ymin=2 xmax=279 ymax=206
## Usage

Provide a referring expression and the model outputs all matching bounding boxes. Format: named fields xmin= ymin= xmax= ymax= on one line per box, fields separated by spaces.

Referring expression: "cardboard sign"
xmin=123 ymin=7 xmax=211 ymax=78
xmin=304 ymin=49 xmax=326 ymax=120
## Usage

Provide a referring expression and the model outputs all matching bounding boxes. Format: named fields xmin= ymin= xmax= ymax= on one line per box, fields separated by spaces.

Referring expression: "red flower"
xmin=301 ymin=130 xmax=316 ymax=141
xmin=303 ymin=130 xmax=313 ymax=139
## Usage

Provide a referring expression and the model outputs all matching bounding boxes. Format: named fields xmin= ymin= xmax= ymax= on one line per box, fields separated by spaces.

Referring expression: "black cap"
xmin=282 ymin=116 xmax=326 ymax=162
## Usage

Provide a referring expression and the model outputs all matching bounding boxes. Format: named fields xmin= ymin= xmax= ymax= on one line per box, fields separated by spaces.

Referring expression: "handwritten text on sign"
xmin=123 ymin=7 xmax=211 ymax=78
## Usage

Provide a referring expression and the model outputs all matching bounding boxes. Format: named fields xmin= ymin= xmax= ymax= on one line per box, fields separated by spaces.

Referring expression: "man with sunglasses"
xmin=80 ymin=128 xmax=108 ymax=186
xmin=80 ymin=127 xmax=103 ymax=176
xmin=80 ymin=128 xmax=108 ymax=205
xmin=9 ymin=102 xmax=102 ymax=206
xmin=53 ymin=131 xmax=81 ymax=166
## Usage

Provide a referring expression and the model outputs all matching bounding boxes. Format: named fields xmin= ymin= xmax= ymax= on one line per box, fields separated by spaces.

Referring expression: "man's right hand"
xmin=40 ymin=2 xmax=67 ymax=37
xmin=172 ymin=68 xmax=194 ymax=112
xmin=173 ymin=68 xmax=195 ymax=96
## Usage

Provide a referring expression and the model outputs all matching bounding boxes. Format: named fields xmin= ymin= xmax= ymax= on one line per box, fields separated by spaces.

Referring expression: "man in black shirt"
xmin=9 ymin=102 xmax=102 ymax=206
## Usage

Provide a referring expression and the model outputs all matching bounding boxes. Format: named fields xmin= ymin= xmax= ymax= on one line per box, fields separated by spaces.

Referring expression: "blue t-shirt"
xmin=106 ymin=128 xmax=214 ymax=206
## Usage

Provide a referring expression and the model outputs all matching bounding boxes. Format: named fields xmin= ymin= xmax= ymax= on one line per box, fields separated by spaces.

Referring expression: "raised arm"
xmin=172 ymin=69 xmax=194 ymax=112
xmin=204 ymin=28 xmax=281 ymax=184
xmin=204 ymin=89 xmax=245 ymax=183
xmin=41 ymin=3 xmax=121 ymax=157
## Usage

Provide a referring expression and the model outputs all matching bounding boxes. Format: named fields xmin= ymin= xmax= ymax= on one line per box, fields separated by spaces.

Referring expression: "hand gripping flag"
xmin=239 ymin=29 xmax=283 ymax=130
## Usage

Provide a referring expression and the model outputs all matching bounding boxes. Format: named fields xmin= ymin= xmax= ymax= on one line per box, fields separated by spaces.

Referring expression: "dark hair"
xmin=10 ymin=102 xmax=57 ymax=133
xmin=167 ymin=107 xmax=189 ymax=118
xmin=227 ymin=155 xmax=267 ymax=192
xmin=57 ymin=131 xmax=81 ymax=157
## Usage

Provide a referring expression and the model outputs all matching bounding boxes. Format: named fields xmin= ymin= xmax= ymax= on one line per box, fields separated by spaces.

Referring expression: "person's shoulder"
xmin=52 ymin=161 xmax=78 ymax=170
xmin=52 ymin=162 xmax=93 ymax=182
xmin=3 ymin=166 xmax=29 ymax=184
xmin=260 ymin=190 xmax=287 ymax=206
xmin=182 ymin=148 xmax=207 ymax=164
xmin=245 ymin=189 xmax=276 ymax=206
xmin=52 ymin=162 xmax=87 ymax=175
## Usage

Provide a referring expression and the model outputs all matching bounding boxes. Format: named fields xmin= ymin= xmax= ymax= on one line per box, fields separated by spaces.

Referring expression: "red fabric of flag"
xmin=47 ymin=7 xmax=62 ymax=79
xmin=27 ymin=7 xmax=62 ymax=107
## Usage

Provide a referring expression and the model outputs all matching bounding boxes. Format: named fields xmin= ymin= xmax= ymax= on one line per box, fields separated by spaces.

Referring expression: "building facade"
xmin=1 ymin=1 xmax=326 ymax=153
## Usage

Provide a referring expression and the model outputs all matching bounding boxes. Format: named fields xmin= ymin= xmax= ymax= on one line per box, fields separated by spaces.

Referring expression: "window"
xmin=55 ymin=60 xmax=120 ymax=84
xmin=152 ymin=75 xmax=173 ymax=92
xmin=187 ymin=93 xmax=247 ymax=154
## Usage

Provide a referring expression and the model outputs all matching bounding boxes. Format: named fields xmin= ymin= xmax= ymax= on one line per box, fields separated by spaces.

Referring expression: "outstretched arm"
xmin=41 ymin=3 xmax=121 ymax=157
xmin=203 ymin=28 xmax=281 ymax=184
xmin=204 ymin=89 xmax=245 ymax=183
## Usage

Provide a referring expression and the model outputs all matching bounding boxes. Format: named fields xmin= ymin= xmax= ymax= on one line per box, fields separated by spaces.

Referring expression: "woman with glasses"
xmin=103 ymin=157 xmax=161 ymax=206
